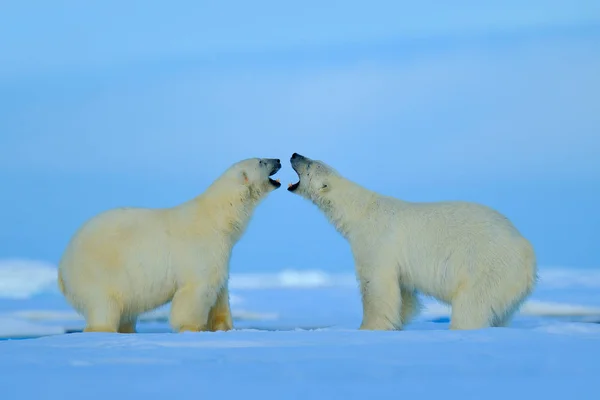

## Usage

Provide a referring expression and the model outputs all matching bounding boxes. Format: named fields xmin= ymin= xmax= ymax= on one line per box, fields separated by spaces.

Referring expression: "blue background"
xmin=1 ymin=1 xmax=599 ymax=272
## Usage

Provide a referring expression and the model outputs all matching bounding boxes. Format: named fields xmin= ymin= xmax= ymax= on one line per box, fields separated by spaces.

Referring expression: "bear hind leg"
xmin=451 ymin=281 xmax=533 ymax=330
xmin=490 ymin=286 xmax=533 ymax=328
xmin=82 ymin=295 xmax=122 ymax=333
xmin=449 ymin=289 xmax=495 ymax=330
xmin=490 ymin=302 xmax=519 ymax=328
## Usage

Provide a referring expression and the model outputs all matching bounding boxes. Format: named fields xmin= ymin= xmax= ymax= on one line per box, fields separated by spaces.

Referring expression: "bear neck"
xmin=187 ymin=179 xmax=265 ymax=240
xmin=313 ymin=177 xmax=379 ymax=240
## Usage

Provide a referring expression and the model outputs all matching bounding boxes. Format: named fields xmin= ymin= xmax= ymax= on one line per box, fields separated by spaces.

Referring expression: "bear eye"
xmin=259 ymin=160 xmax=264 ymax=166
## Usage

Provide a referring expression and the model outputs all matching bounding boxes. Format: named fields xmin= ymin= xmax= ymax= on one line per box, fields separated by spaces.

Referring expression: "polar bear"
xmin=57 ymin=157 xmax=282 ymax=333
xmin=287 ymin=153 xmax=537 ymax=330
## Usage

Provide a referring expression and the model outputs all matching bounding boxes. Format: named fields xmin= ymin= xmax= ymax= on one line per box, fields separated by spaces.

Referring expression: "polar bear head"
xmin=223 ymin=157 xmax=282 ymax=197
xmin=287 ymin=153 xmax=339 ymax=201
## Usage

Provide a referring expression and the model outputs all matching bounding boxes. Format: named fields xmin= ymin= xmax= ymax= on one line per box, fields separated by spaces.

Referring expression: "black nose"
xmin=291 ymin=153 xmax=303 ymax=160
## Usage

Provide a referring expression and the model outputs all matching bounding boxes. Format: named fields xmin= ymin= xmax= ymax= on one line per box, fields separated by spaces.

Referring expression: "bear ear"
xmin=239 ymin=171 xmax=249 ymax=185
xmin=319 ymin=183 xmax=330 ymax=192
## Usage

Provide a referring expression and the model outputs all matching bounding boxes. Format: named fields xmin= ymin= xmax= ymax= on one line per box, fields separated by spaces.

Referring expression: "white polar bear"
xmin=57 ymin=157 xmax=282 ymax=333
xmin=287 ymin=153 xmax=537 ymax=330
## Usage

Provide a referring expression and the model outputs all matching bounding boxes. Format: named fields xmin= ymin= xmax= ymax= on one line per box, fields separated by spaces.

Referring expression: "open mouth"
xmin=287 ymin=167 xmax=300 ymax=192
xmin=288 ymin=153 xmax=304 ymax=192
xmin=269 ymin=177 xmax=281 ymax=188
xmin=287 ymin=181 xmax=299 ymax=192
xmin=269 ymin=166 xmax=281 ymax=188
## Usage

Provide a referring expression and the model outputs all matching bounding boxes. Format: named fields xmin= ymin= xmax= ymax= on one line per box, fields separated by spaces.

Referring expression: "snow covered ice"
xmin=2 ymin=324 xmax=600 ymax=399
xmin=0 ymin=260 xmax=599 ymax=399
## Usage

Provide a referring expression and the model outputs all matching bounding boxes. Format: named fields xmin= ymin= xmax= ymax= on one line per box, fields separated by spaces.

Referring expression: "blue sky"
xmin=0 ymin=1 xmax=599 ymax=272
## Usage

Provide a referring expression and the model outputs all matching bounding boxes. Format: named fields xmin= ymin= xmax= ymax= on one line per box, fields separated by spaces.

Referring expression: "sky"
xmin=0 ymin=1 xmax=599 ymax=272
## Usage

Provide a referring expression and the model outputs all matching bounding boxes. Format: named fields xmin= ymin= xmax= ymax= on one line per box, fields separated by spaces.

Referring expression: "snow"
xmin=2 ymin=323 xmax=599 ymax=399
xmin=0 ymin=259 xmax=599 ymax=399
xmin=0 ymin=259 xmax=58 ymax=299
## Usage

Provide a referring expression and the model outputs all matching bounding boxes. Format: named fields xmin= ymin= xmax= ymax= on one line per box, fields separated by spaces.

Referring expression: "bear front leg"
xmin=207 ymin=284 xmax=233 ymax=332
xmin=357 ymin=265 xmax=403 ymax=331
xmin=118 ymin=317 xmax=138 ymax=334
xmin=170 ymin=284 xmax=221 ymax=333
xmin=400 ymin=289 xmax=422 ymax=326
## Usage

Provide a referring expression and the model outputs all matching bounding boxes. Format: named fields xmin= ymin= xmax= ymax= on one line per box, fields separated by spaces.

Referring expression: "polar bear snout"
xmin=262 ymin=158 xmax=282 ymax=188
xmin=268 ymin=159 xmax=282 ymax=176
xmin=259 ymin=158 xmax=281 ymax=174
xmin=289 ymin=153 xmax=310 ymax=174
xmin=288 ymin=153 xmax=333 ymax=195
xmin=288 ymin=153 xmax=309 ymax=192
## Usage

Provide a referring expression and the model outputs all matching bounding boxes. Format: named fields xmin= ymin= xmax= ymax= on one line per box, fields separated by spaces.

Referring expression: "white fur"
xmin=288 ymin=154 xmax=537 ymax=330
xmin=57 ymin=157 xmax=281 ymax=333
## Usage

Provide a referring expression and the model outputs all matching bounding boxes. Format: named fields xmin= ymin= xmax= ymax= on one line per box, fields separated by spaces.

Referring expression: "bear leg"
xmin=400 ymin=289 xmax=422 ymax=326
xmin=207 ymin=285 xmax=233 ymax=332
xmin=449 ymin=289 xmax=495 ymax=330
xmin=358 ymin=267 xmax=402 ymax=330
xmin=451 ymin=275 xmax=533 ymax=330
xmin=490 ymin=288 xmax=532 ymax=328
xmin=170 ymin=284 xmax=219 ymax=333
xmin=118 ymin=317 xmax=138 ymax=334
xmin=82 ymin=295 xmax=122 ymax=333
